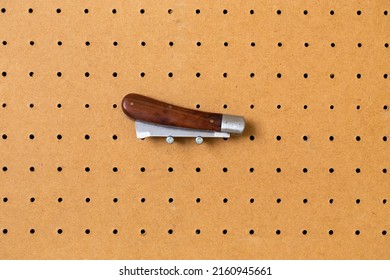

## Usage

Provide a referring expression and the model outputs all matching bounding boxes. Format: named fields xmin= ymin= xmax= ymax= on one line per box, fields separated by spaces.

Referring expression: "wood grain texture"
xmin=122 ymin=93 xmax=223 ymax=131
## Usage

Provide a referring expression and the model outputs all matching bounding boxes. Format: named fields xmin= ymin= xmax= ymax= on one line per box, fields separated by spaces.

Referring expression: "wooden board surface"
xmin=0 ymin=0 xmax=389 ymax=259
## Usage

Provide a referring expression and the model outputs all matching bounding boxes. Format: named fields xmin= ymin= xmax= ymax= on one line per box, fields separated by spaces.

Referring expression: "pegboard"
xmin=0 ymin=0 xmax=389 ymax=259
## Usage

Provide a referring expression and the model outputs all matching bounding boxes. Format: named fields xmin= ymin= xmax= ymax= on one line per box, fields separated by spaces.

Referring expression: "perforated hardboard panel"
xmin=0 ymin=0 xmax=389 ymax=260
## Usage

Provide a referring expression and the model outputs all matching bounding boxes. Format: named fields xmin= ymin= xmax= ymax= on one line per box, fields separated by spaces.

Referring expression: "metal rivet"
xmin=195 ymin=136 xmax=203 ymax=144
xmin=130 ymin=102 xmax=134 ymax=106
xmin=210 ymin=119 xmax=214 ymax=123
xmin=166 ymin=136 xmax=174 ymax=144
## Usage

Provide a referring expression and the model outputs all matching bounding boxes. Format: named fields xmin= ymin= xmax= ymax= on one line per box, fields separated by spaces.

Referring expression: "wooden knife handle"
xmin=122 ymin=93 xmax=223 ymax=132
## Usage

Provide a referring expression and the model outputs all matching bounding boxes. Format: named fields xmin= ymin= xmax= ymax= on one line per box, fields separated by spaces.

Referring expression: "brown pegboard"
xmin=0 ymin=0 xmax=389 ymax=259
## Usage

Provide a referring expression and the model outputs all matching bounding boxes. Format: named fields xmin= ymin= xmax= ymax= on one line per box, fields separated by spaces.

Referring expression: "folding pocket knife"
xmin=121 ymin=94 xmax=245 ymax=144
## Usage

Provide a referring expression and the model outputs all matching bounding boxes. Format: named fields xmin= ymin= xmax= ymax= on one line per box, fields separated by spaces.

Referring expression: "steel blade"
xmin=135 ymin=120 xmax=230 ymax=138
